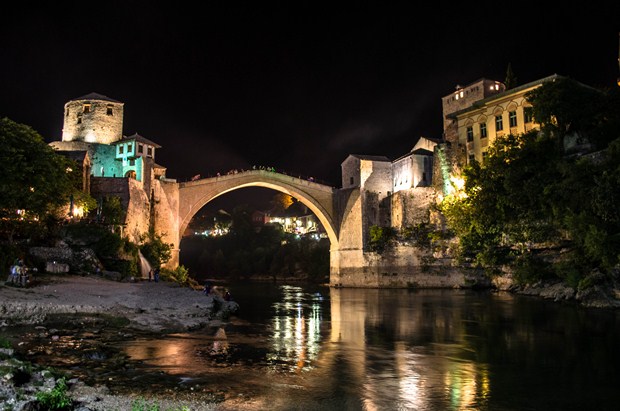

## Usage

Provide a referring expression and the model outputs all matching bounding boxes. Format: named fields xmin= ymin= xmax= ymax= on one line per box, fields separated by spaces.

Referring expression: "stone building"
xmin=340 ymin=137 xmax=438 ymax=249
xmin=447 ymin=74 xmax=559 ymax=164
xmin=49 ymin=93 xmax=169 ymax=244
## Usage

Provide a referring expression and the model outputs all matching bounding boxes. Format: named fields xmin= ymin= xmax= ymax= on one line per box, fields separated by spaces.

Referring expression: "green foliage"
xmin=140 ymin=231 xmax=173 ymax=269
xmin=162 ymin=265 xmax=191 ymax=286
xmin=368 ymin=225 xmax=396 ymax=253
xmin=0 ymin=117 xmax=84 ymax=243
xmin=100 ymin=196 xmax=125 ymax=226
xmin=526 ymin=77 xmax=607 ymax=139
xmin=511 ymin=253 xmax=554 ymax=285
xmin=35 ymin=377 xmax=72 ymax=410
xmin=130 ymin=397 xmax=190 ymax=411
xmin=401 ymin=223 xmax=432 ymax=247
xmin=0 ymin=337 xmax=11 ymax=349
xmin=441 ymin=79 xmax=620 ymax=283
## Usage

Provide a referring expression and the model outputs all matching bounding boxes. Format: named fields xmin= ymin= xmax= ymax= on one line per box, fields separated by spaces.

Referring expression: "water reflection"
xmin=15 ymin=284 xmax=616 ymax=410
xmin=269 ymin=285 xmax=324 ymax=372
xmin=326 ymin=288 xmax=494 ymax=411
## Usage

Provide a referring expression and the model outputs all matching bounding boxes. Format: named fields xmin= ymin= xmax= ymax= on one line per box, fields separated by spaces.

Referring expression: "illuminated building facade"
xmin=391 ymin=137 xmax=437 ymax=193
xmin=49 ymin=93 xmax=169 ymax=245
xmin=444 ymin=74 xmax=559 ymax=164
xmin=51 ymin=93 xmax=166 ymax=185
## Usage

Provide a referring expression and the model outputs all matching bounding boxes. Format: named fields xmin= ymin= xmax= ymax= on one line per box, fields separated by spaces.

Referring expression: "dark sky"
xmin=1 ymin=2 xmax=619 ymax=193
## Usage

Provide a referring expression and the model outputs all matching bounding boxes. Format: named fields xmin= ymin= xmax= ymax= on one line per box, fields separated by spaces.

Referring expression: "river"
xmin=4 ymin=282 xmax=620 ymax=410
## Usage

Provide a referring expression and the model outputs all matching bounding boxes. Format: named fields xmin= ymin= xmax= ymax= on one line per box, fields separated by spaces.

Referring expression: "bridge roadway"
xmin=174 ymin=169 xmax=340 ymax=247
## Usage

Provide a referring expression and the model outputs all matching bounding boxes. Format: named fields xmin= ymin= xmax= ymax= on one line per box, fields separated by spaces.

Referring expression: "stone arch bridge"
xmin=152 ymin=169 xmax=446 ymax=287
xmin=154 ymin=170 xmax=357 ymax=285
xmin=177 ymin=170 xmax=338 ymax=245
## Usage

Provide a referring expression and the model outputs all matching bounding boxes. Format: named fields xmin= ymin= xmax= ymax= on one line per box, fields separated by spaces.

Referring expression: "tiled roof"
xmin=346 ymin=154 xmax=391 ymax=162
xmin=114 ymin=133 xmax=162 ymax=148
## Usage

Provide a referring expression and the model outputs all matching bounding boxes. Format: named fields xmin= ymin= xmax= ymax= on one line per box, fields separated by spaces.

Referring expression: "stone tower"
xmin=61 ymin=92 xmax=124 ymax=144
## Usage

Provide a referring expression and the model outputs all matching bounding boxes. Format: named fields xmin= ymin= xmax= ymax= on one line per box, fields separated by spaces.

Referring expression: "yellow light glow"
xmin=72 ymin=206 xmax=84 ymax=218
xmin=84 ymin=131 xmax=97 ymax=143
xmin=450 ymin=176 xmax=465 ymax=191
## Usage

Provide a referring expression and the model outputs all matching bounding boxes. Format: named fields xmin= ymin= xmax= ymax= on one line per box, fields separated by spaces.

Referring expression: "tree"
xmin=140 ymin=230 xmax=173 ymax=268
xmin=0 ymin=117 xmax=85 ymax=242
xmin=441 ymin=79 xmax=620 ymax=284
xmin=525 ymin=77 xmax=608 ymax=145
xmin=504 ymin=63 xmax=517 ymax=89
xmin=270 ymin=193 xmax=294 ymax=214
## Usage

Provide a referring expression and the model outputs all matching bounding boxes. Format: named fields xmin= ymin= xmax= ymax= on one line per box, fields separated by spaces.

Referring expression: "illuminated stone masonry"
xmin=49 ymin=73 xmax=567 ymax=286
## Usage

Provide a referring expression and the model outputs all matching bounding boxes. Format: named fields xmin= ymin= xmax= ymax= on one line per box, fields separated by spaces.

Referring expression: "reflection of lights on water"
xmin=444 ymin=362 xmax=490 ymax=409
xmin=267 ymin=285 xmax=324 ymax=372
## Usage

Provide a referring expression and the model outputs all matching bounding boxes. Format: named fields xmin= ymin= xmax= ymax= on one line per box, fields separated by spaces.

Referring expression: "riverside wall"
xmin=331 ymin=245 xmax=489 ymax=288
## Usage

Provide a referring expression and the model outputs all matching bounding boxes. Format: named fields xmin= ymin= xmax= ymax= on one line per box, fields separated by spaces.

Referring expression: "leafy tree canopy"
xmin=442 ymin=80 xmax=620 ymax=283
xmin=0 ymin=117 xmax=87 ymax=241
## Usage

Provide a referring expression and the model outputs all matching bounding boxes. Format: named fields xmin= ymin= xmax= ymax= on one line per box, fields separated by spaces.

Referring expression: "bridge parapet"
xmin=179 ymin=169 xmax=335 ymax=193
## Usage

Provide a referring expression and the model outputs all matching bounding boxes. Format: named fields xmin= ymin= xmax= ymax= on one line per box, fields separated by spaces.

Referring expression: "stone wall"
xmin=155 ymin=179 xmax=180 ymax=268
xmin=62 ymin=98 xmax=124 ymax=145
xmin=341 ymin=156 xmax=361 ymax=188
xmin=391 ymin=187 xmax=436 ymax=230
xmin=124 ymin=179 xmax=151 ymax=243
xmin=331 ymin=245 xmax=488 ymax=288
xmin=90 ymin=177 xmax=151 ymax=244
xmin=91 ymin=177 xmax=131 ymax=210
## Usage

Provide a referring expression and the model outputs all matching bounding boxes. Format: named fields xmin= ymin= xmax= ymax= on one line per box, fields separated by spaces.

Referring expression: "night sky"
xmin=1 ymin=2 xmax=618 ymax=209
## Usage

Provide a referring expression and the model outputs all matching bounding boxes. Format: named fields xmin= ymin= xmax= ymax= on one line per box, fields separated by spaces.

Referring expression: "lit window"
xmin=509 ymin=111 xmax=517 ymax=127
xmin=495 ymin=115 xmax=503 ymax=131
xmin=466 ymin=126 xmax=474 ymax=142
xmin=480 ymin=123 xmax=487 ymax=138
xmin=524 ymin=107 xmax=534 ymax=123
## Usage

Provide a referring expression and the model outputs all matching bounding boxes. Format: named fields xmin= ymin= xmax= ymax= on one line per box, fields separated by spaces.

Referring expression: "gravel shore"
xmin=0 ymin=274 xmax=248 ymax=411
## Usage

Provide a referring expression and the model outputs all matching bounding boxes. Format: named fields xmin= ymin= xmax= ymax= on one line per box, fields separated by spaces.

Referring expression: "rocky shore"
xmin=0 ymin=274 xmax=241 ymax=411
xmin=2 ymin=271 xmax=619 ymax=410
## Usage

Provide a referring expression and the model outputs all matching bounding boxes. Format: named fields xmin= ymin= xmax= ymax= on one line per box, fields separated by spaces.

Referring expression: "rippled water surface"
xmin=4 ymin=283 xmax=620 ymax=410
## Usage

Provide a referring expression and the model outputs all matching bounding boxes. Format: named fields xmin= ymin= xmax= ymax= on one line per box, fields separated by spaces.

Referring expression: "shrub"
xmin=36 ymin=377 xmax=72 ymax=410
xmin=368 ymin=225 xmax=396 ymax=253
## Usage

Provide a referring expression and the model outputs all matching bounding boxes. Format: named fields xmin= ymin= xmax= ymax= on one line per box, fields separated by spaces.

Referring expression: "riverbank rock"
xmin=0 ymin=275 xmax=234 ymax=333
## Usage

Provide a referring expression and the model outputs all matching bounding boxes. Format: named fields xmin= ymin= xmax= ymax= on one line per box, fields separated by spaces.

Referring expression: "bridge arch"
xmin=176 ymin=170 xmax=339 ymax=251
